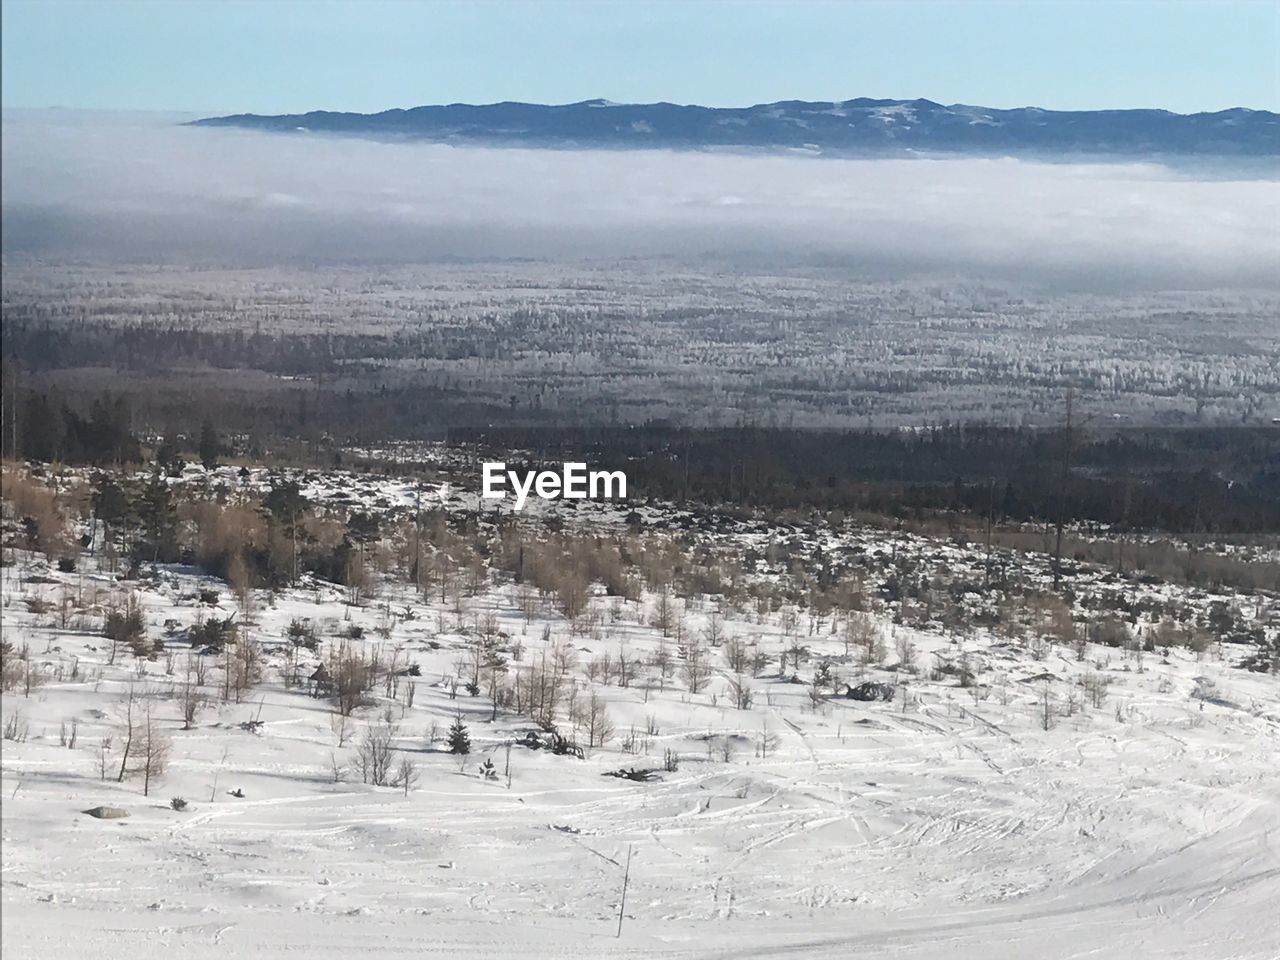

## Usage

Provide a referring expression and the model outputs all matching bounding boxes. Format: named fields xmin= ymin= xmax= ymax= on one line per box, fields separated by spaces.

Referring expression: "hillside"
xmin=190 ymin=97 xmax=1280 ymax=156
xmin=2 ymin=459 xmax=1278 ymax=958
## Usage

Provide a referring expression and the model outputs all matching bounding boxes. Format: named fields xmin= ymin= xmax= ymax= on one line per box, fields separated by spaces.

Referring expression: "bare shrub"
xmin=3 ymin=470 xmax=67 ymax=557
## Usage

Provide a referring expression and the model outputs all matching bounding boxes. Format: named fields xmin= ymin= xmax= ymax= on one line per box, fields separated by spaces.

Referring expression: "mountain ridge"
xmin=189 ymin=97 xmax=1280 ymax=156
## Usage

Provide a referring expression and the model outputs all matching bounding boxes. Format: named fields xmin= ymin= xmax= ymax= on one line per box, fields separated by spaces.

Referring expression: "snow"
xmin=875 ymin=105 xmax=919 ymax=125
xmin=3 ymin=468 xmax=1279 ymax=959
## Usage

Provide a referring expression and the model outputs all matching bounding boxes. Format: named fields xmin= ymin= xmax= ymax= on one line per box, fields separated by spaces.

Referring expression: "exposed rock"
xmin=82 ymin=806 xmax=129 ymax=819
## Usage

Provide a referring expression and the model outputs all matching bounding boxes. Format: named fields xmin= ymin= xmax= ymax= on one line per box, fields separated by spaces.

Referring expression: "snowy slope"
xmin=2 ymin=468 xmax=1279 ymax=959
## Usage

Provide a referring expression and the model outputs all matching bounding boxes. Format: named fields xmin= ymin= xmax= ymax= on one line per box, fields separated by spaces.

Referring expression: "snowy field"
xmin=2 ymin=468 xmax=1279 ymax=959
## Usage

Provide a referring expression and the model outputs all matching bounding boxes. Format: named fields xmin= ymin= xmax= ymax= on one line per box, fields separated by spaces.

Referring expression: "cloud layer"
xmin=3 ymin=110 xmax=1277 ymax=288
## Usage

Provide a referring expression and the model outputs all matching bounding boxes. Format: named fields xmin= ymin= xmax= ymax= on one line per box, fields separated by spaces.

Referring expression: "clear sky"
xmin=2 ymin=0 xmax=1277 ymax=115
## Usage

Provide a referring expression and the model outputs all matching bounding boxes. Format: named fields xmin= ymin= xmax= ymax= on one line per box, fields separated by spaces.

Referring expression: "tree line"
xmin=449 ymin=424 xmax=1280 ymax=534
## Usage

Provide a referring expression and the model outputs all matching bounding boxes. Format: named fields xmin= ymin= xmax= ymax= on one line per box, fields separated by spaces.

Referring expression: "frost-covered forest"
xmin=4 ymin=261 xmax=1278 ymax=433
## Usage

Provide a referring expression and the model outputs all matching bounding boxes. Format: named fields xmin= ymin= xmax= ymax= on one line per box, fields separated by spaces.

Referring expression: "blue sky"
xmin=2 ymin=0 xmax=1277 ymax=114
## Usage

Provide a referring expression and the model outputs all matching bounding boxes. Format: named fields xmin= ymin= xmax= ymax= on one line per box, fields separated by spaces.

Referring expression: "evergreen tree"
xmin=198 ymin=419 xmax=221 ymax=470
xmin=341 ymin=511 xmax=380 ymax=596
xmin=21 ymin=392 xmax=64 ymax=462
xmin=263 ymin=480 xmax=309 ymax=583
xmin=263 ymin=479 xmax=308 ymax=524
xmin=84 ymin=395 xmax=140 ymax=464
xmin=0 ymin=360 xmax=19 ymax=460
xmin=447 ymin=715 xmax=471 ymax=755
xmin=156 ymin=434 xmax=184 ymax=477
xmin=91 ymin=474 xmax=129 ymax=554
xmin=346 ymin=511 xmax=380 ymax=544
xmin=136 ymin=471 xmax=178 ymax=562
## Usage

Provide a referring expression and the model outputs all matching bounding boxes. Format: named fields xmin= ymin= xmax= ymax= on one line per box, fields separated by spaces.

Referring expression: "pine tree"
xmin=447 ymin=715 xmax=471 ymax=755
xmin=156 ymin=434 xmax=184 ymax=476
xmin=84 ymin=394 xmax=140 ymax=464
xmin=22 ymin=392 xmax=64 ymax=462
xmin=91 ymin=474 xmax=129 ymax=553
xmin=263 ymin=481 xmax=310 ymax=583
xmin=198 ymin=419 xmax=220 ymax=470
xmin=136 ymin=471 xmax=177 ymax=562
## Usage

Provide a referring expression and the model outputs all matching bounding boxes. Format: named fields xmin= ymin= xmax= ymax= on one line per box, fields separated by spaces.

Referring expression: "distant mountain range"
xmin=190 ymin=98 xmax=1280 ymax=156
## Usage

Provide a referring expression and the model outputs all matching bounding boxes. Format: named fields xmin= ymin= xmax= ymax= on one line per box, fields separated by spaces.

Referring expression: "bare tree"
xmin=703 ymin=611 xmax=726 ymax=648
xmin=574 ymin=689 xmax=614 ymax=749
xmin=21 ymin=650 xmax=44 ymax=698
xmin=1038 ymin=681 xmax=1055 ymax=731
xmin=356 ymin=718 xmax=397 ymax=786
xmin=650 ymin=588 xmax=676 ymax=637
xmin=1 ymin=642 xmax=24 ymax=692
xmin=229 ymin=629 xmax=262 ymax=703
xmin=1082 ymin=672 xmax=1109 ymax=709
xmin=189 ymin=650 xmax=210 ymax=687
xmin=650 ymin=639 xmax=674 ymax=690
xmin=722 ymin=637 xmax=750 ymax=674
xmin=97 ymin=735 xmax=113 ymax=780
xmin=680 ymin=639 xmax=712 ymax=694
xmin=517 ymin=582 xmax=540 ymax=625
xmin=330 ymin=709 xmax=353 ymax=747
xmin=758 ymin=720 xmax=780 ymax=758
xmin=894 ymin=633 xmax=917 ymax=673
xmin=728 ymin=674 xmax=754 ymax=710
xmin=393 ymin=756 xmax=419 ymax=797
xmin=614 ymin=644 xmax=632 ymax=689
xmin=330 ymin=644 xmax=380 ymax=716
xmin=139 ymin=700 xmax=170 ymax=797
xmin=556 ymin=571 xmax=590 ymax=633
xmin=844 ymin=611 xmax=878 ymax=658
xmin=180 ymin=656 xmax=206 ymax=729
xmin=519 ymin=648 xmax=563 ymax=728
xmin=115 ymin=686 xmax=140 ymax=783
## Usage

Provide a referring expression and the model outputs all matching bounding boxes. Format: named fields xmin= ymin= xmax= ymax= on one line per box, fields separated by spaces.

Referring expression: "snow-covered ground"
xmin=3 ymin=469 xmax=1279 ymax=959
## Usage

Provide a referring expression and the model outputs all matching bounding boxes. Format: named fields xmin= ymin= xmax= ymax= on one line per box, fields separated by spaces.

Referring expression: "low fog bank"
xmin=2 ymin=109 xmax=1277 ymax=289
